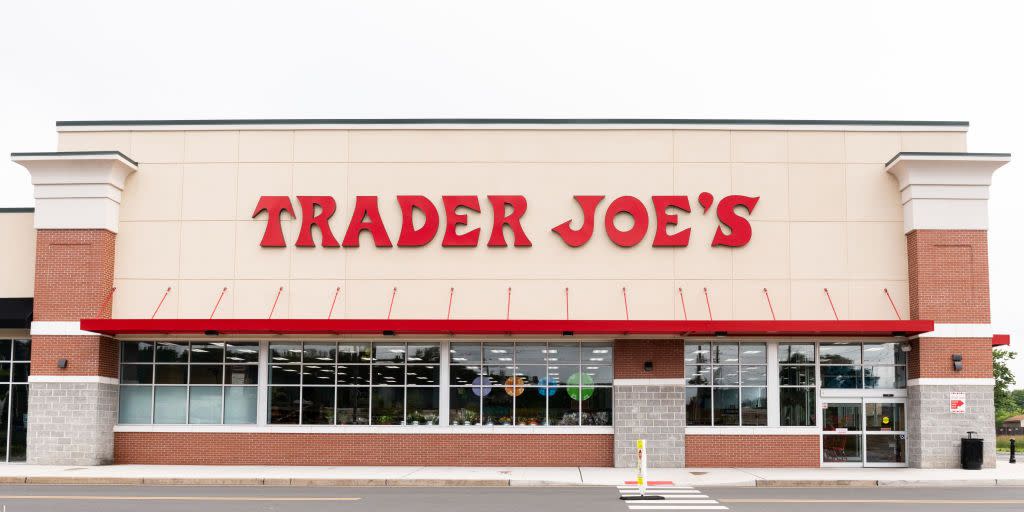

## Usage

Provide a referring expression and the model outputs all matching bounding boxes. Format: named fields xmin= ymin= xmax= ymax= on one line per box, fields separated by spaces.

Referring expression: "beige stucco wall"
xmin=58 ymin=126 xmax=968 ymax=321
xmin=0 ymin=211 xmax=36 ymax=298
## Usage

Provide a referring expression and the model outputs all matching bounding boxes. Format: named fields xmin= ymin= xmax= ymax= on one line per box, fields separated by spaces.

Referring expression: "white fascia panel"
xmin=918 ymin=323 xmax=993 ymax=338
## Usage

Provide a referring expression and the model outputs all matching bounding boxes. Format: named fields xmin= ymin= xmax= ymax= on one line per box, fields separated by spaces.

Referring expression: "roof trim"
xmin=56 ymin=118 xmax=969 ymax=128
xmin=0 ymin=207 xmax=34 ymax=213
xmin=11 ymin=150 xmax=139 ymax=167
xmin=79 ymin=318 xmax=933 ymax=337
xmin=885 ymin=151 xmax=1012 ymax=167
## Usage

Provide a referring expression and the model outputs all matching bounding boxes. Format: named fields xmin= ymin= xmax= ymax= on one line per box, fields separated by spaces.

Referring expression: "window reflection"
xmin=450 ymin=341 xmax=612 ymax=427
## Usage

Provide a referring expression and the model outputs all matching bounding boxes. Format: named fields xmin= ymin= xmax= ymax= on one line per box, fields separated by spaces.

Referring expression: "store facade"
xmin=2 ymin=119 xmax=1009 ymax=468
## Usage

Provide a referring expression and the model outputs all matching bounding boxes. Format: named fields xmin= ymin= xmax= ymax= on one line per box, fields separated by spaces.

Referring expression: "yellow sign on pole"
xmin=636 ymin=439 xmax=647 ymax=497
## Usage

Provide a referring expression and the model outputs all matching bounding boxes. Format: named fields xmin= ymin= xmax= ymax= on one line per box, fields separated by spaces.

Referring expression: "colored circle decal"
xmin=567 ymin=372 xmax=595 ymax=401
xmin=471 ymin=375 xmax=492 ymax=397
xmin=537 ymin=378 xmax=556 ymax=397
xmin=504 ymin=376 xmax=525 ymax=396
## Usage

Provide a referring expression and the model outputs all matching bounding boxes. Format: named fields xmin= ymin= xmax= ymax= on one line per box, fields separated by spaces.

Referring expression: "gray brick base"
xmin=613 ymin=383 xmax=686 ymax=468
xmin=907 ymin=383 xmax=996 ymax=469
xmin=27 ymin=381 xmax=118 ymax=465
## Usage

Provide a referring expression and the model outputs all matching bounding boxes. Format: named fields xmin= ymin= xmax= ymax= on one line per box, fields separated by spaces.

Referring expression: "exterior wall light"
xmin=952 ymin=353 xmax=963 ymax=371
xmin=643 ymin=361 xmax=653 ymax=372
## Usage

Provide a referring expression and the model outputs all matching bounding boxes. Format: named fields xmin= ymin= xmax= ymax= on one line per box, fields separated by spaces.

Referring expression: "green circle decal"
xmin=567 ymin=371 xmax=595 ymax=401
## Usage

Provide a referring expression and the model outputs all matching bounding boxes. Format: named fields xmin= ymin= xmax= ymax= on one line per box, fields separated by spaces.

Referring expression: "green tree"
xmin=1011 ymin=388 xmax=1024 ymax=412
xmin=994 ymin=349 xmax=1019 ymax=418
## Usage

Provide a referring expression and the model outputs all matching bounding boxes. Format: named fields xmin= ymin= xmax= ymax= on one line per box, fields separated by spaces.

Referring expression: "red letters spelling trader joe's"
xmin=252 ymin=194 xmax=759 ymax=249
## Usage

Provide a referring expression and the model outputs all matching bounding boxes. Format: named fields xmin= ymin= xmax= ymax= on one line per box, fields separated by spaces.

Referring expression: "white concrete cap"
xmin=885 ymin=152 xmax=1011 ymax=233
xmin=11 ymin=151 xmax=138 ymax=232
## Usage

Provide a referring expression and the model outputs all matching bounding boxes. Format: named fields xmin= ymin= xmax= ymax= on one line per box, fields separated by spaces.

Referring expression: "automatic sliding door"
xmin=822 ymin=402 xmax=862 ymax=464
xmin=865 ymin=401 xmax=907 ymax=466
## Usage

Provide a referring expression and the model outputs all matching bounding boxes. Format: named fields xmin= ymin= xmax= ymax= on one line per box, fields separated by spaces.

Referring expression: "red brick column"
xmin=31 ymin=229 xmax=119 ymax=378
xmin=13 ymin=151 xmax=137 ymax=465
xmin=887 ymin=152 xmax=1009 ymax=469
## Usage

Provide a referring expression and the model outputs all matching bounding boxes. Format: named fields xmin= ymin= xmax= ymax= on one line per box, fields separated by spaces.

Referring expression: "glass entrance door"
xmin=864 ymin=400 xmax=907 ymax=466
xmin=822 ymin=398 xmax=907 ymax=467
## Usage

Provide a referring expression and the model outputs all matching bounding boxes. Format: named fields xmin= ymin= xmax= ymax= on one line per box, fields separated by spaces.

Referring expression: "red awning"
xmin=79 ymin=318 xmax=933 ymax=337
xmin=993 ymin=334 xmax=1011 ymax=347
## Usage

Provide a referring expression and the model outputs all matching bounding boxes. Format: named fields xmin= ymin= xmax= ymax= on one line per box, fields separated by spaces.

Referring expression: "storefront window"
xmin=779 ymin=343 xmax=815 ymax=426
xmin=0 ymin=339 xmax=30 ymax=462
xmin=448 ymin=341 xmax=612 ymax=426
xmin=119 ymin=341 xmax=259 ymax=424
xmin=685 ymin=342 xmax=767 ymax=426
xmin=820 ymin=342 xmax=906 ymax=389
xmin=270 ymin=341 xmax=439 ymax=425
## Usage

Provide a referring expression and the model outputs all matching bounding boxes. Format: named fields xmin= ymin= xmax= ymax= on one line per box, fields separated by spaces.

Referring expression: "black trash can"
xmin=961 ymin=431 xmax=983 ymax=470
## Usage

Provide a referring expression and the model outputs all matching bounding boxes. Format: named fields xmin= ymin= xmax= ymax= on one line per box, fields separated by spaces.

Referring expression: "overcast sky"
xmin=1 ymin=1 xmax=1021 ymax=382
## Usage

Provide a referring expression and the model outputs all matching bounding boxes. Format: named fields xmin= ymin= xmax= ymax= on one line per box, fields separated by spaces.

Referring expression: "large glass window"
xmin=0 ymin=339 xmax=30 ymax=462
xmin=119 ymin=341 xmax=259 ymax=424
xmin=820 ymin=342 xmax=906 ymax=389
xmin=448 ymin=341 xmax=612 ymax=426
xmin=685 ymin=342 xmax=767 ymax=426
xmin=779 ymin=343 xmax=815 ymax=426
xmin=269 ymin=341 xmax=440 ymax=425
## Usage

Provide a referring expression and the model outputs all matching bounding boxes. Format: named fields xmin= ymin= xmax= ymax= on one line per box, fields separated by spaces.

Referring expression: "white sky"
xmin=1 ymin=1 xmax=1021 ymax=383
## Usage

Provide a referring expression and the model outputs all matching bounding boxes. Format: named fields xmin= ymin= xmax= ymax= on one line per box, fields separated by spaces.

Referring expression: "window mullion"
xmin=256 ymin=341 xmax=269 ymax=426
xmin=767 ymin=340 xmax=780 ymax=427
xmin=439 ymin=339 xmax=450 ymax=426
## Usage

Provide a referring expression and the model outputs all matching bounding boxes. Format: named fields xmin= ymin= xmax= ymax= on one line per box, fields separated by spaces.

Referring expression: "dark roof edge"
xmin=56 ymin=118 xmax=971 ymax=128
xmin=885 ymin=151 xmax=1012 ymax=167
xmin=12 ymin=150 xmax=139 ymax=166
xmin=0 ymin=208 xmax=34 ymax=213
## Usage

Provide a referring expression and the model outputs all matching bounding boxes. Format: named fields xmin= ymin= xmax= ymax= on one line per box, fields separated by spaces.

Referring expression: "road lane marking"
xmin=619 ymin=486 xmax=694 ymax=490
xmin=621 ymin=494 xmax=709 ymax=498
xmin=626 ymin=506 xmax=727 ymax=510
xmin=620 ymin=490 xmax=702 ymax=494
xmin=0 ymin=495 xmax=362 ymax=501
xmin=720 ymin=499 xmax=1024 ymax=504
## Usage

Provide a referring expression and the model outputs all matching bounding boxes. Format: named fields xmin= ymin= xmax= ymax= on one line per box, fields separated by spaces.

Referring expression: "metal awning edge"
xmin=78 ymin=318 xmax=934 ymax=337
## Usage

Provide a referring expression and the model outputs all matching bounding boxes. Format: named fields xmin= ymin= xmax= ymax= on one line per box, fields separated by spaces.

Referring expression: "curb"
xmin=755 ymin=480 xmax=878 ymax=488
xmin=5 ymin=477 xmax=515 ymax=487
xmin=1 ymin=476 xmax=1021 ymax=487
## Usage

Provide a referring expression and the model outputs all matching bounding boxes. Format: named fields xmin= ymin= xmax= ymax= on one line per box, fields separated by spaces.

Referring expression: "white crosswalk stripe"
xmin=616 ymin=484 xmax=728 ymax=510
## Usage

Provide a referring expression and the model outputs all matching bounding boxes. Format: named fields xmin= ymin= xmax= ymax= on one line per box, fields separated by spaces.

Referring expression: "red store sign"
xmin=253 ymin=194 xmax=759 ymax=249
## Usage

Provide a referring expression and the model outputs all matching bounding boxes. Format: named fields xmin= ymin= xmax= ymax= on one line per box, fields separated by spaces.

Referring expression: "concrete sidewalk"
xmin=0 ymin=462 xmax=1022 ymax=487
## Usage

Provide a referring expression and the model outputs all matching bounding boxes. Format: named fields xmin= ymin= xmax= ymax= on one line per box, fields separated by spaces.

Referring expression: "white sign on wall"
xmin=950 ymin=391 xmax=967 ymax=414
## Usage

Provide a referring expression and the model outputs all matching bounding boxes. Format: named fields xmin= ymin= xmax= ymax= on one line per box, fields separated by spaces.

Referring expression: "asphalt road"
xmin=1 ymin=484 xmax=1024 ymax=512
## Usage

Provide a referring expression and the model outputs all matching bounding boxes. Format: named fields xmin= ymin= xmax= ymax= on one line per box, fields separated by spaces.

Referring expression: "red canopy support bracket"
xmin=883 ymin=288 xmax=902 ymax=320
xmin=97 ymin=286 xmax=117 ymax=318
xmin=446 ymin=287 xmax=455 ymax=320
xmin=703 ymin=287 xmax=713 ymax=321
xmin=678 ymin=287 xmax=688 ymax=321
xmin=268 ymin=286 xmax=284 ymax=319
xmin=387 ymin=287 xmax=397 ymax=320
xmin=564 ymin=287 xmax=570 ymax=321
xmin=763 ymin=288 xmax=776 ymax=321
xmin=327 ymin=287 xmax=341 ymax=320
xmin=506 ymin=287 xmax=512 ymax=321
xmin=622 ymin=287 xmax=630 ymax=321
xmin=824 ymin=288 xmax=839 ymax=320
xmin=151 ymin=287 xmax=171 ymax=320
xmin=209 ymin=287 xmax=228 ymax=320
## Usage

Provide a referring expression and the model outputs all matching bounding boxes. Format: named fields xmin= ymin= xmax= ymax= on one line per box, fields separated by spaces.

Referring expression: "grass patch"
xmin=997 ymin=435 xmax=1019 ymax=452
